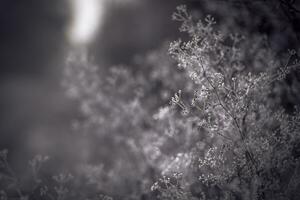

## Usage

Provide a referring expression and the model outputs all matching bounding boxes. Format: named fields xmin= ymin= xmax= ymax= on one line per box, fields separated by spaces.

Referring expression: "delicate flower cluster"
xmin=150 ymin=172 xmax=197 ymax=200
xmin=152 ymin=4 xmax=300 ymax=200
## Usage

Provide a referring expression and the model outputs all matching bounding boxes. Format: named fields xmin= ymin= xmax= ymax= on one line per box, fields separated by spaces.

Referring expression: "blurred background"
xmin=0 ymin=0 xmax=300 ymax=198
xmin=0 ymin=0 xmax=188 ymax=169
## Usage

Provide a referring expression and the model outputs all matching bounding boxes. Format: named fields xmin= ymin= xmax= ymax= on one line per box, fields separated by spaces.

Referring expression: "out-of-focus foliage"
xmin=2 ymin=42 xmax=192 ymax=199
xmin=60 ymin=44 xmax=195 ymax=198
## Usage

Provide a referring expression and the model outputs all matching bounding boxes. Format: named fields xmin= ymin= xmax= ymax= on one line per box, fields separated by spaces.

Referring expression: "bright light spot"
xmin=69 ymin=0 xmax=104 ymax=45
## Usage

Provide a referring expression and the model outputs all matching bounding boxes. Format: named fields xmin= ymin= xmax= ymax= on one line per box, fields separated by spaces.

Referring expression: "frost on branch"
xmin=152 ymin=5 xmax=300 ymax=200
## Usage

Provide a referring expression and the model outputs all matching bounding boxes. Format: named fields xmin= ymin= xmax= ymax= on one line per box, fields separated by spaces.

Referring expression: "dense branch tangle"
xmin=167 ymin=5 xmax=300 ymax=198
